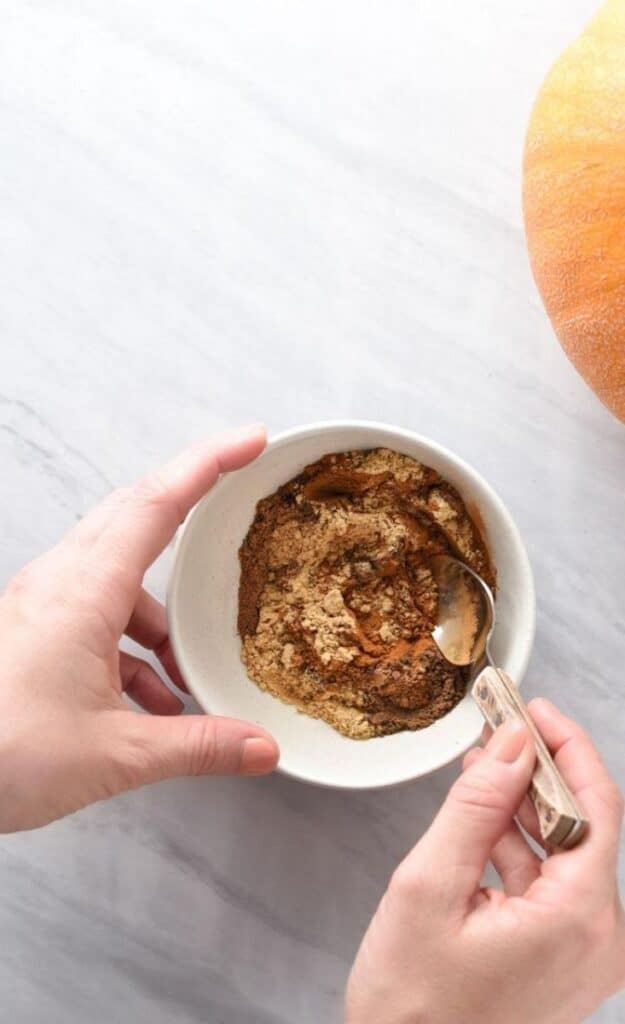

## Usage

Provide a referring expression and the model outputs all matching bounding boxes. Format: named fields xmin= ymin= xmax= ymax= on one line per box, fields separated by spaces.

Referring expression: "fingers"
xmin=527 ymin=699 xmax=624 ymax=875
xmin=412 ymin=720 xmax=536 ymax=914
xmin=68 ymin=425 xmax=266 ymax=621
xmin=491 ymin=823 xmax=542 ymax=896
xmin=110 ymin=424 xmax=266 ymax=574
xmin=123 ymin=713 xmax=279 ymax=784
xmin=464 ymin=747 xmax=541 ymax=896
xmin=125 ymin=588 xmax=188 ymax=693
xmin=119 ymin=652 xmax=184 ymax=716
xmin=483 ymin=722 xmax=545 ymax=850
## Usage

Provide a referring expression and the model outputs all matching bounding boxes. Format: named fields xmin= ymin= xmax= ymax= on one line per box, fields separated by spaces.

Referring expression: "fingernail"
xmin=487 ymin=719 xmax=528 ymax=763
xmin=240 ymin=737 xmax=278 ymax=775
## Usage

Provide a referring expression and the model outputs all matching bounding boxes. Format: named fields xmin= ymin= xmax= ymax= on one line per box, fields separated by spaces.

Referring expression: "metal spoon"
xmin=430 ymin=554 xmax=587 ymax=850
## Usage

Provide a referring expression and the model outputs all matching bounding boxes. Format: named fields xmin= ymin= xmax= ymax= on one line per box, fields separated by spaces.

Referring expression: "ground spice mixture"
xmin=237 ymin=448 xmax=495 ymax=739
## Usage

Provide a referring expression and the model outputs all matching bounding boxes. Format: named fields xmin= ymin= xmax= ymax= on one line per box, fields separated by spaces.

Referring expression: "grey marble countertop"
xmin=1 ymin=2 xmax=623 ymax=1021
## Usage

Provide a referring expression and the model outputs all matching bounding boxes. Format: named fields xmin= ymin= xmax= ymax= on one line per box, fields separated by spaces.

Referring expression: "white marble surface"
xmin=1 ymin=1 xmax=623 ymax=1020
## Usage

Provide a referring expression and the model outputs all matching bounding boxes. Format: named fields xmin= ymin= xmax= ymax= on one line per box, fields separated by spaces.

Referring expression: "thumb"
xmin=123 ymin=713 xmax=280 ymax=785
xmin=416 ymin=720 xmax=535 ymax=911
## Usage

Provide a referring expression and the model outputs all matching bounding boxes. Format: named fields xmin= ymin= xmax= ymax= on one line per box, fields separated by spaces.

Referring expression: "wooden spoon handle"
xmin=471 ymin=667 xmax=588 ymax=850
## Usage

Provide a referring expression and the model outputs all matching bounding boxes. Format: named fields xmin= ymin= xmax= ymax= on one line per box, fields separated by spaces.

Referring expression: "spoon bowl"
xmin=431 ymin=555 xmax=496 ymax=669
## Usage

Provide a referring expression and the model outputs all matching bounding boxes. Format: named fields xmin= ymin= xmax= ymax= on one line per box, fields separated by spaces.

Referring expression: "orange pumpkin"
xmin=523 ymin=0 xmax=625 ymax=421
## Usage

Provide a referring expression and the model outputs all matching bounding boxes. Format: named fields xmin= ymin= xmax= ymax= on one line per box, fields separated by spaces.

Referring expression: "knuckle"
xmin=4 ymin=562 xmax=38 ymax=600
xmin=133 ymin=473 xmax=183 ymax=524
xmin=499 ymin=859 xmax=529 ymax=891
xmin=62 ymin=565 xmax=134 ymax=647
xmin=388 ymin=858 xmax=427 ymax=901
xmin=450 ymin=769 xmax=509 ymax=819
xmin=134 ymin=473 xmax=167 ymax=504
xmin=184 ymin=717 xmax=219 ymax=776
xmin=105 ymin=719 xmax=151 ymax=794
xmin=105 ymin=485 xmax=135 ymax=512
xmin=2 ymin=559 xmax=58 ymax=627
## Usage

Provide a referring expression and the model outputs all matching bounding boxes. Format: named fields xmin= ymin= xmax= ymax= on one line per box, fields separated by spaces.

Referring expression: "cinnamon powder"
xmin=237 ymin=448 xmax=495 ymax=740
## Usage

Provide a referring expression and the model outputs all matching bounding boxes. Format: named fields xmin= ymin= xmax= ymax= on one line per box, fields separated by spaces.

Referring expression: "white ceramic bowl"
xmin=167 ymin=421 xmax=535 ymax=790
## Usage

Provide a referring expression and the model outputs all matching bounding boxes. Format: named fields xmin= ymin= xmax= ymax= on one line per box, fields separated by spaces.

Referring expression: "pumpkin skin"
xmin=523 ymin=0 xmax=625 ymax=421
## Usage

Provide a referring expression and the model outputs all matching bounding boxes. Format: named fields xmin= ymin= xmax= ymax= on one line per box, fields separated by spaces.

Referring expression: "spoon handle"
xmin=471 ymin=667 xmax=588 ymax=850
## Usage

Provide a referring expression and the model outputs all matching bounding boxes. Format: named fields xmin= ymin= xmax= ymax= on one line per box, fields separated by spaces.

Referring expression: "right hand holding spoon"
xmin=345 ymin=700 xmax=625 ymax=1024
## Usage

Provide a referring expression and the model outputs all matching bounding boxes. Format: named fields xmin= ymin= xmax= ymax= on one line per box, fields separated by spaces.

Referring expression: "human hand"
xmin=346 ymin=701 xmax=625 ymax=1024
xmin=0 ymin=424 xmax=279 ymax=833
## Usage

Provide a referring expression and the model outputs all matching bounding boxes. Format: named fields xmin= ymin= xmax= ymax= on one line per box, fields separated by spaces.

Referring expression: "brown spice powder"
xmin=237 ymin=448 xmax=495 ymax=740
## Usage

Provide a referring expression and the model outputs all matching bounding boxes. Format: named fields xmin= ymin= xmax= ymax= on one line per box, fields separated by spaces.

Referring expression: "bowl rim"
xmin=167 ymin=418 xmax=536 ymax=789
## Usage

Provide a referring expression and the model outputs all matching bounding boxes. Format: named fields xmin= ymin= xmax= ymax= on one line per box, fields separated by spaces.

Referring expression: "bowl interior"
xmin=168 ymin=422 xmax=535 ymax=789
